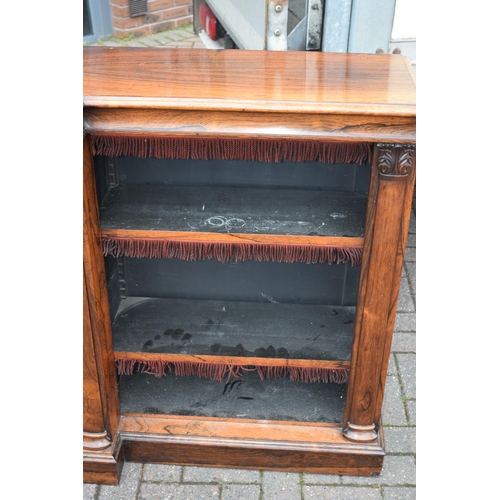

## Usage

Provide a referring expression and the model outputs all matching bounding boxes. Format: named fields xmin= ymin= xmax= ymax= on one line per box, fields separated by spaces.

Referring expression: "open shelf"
xmin=112 ymin=297 xmax=354 ymax=363
xmin=118 ymin=371 xmax=347 ymax=423
xmin=99 ymin=184 xmax=367 ymax=238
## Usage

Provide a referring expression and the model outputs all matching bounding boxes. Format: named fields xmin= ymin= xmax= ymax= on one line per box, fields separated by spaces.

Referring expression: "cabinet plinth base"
xmin=83 ymin=438 xmax=124 ymax=485
xmin=118 ymin=414 xmax=384 ymax=476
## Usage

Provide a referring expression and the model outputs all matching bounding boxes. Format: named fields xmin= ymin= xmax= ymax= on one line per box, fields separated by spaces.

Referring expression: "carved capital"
xmin=343 ymin=422 xmax=378 ymax=443
xmin=376 ymin=143 xmax=415 ymax=177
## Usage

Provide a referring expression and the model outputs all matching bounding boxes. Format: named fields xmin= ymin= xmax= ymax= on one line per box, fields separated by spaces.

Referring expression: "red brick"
xmin=112 ymin=16 xmax=138 ymax=29
xmin=110 ymin=0 xmax=129 ymax=6
xmin=174 ymin=16 xmax=193 ymax=28
xmin=149 ymin=0 xmax=175 ymax=12
xmin=114 ymin=26 xmax=151 ymax=38
xmin=111 ymin=5 xmax=130 ymax=17
xmin=142 ymin=13 xmax=162 ymax=24
xmin=175 ymin=0 xmax=191 ymax=6
xmin=162 ymin=5 xmax=189 ymax=20
xmin=151 ymin=20 xmax=176 ymax=33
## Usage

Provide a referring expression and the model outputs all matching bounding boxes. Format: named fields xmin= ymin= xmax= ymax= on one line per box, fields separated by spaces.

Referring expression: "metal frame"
xmin=83 ymin=0 xmax=114 ymax=45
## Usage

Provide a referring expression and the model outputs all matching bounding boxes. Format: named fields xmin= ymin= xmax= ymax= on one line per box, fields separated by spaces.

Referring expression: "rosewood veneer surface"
xmin=83 ymin=47 xmax=416 ymax=483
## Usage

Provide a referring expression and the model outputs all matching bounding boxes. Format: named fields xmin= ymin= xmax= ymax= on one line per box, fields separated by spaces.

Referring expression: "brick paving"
xmin=84 ymin=26 xmax=416 ymax=498
xmin=87 ymin=23 xmax=205 ymax=49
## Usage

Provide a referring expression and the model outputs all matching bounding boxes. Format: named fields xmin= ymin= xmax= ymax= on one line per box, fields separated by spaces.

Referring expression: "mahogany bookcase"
xmin=83 ymin=47 xmax=416 ymax=484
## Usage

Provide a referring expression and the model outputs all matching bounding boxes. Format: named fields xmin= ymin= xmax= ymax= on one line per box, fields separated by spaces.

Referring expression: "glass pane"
xmin=83 ymin=0 xmax=93 ymax=36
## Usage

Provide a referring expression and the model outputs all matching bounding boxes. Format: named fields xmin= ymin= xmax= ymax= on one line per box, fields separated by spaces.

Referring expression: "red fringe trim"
xmin=116 ymin=358 xmax=349 ymax=384
xmin=103 ymin=238 xmax=362 ymax=266
xmin=92 ymin=134 xmax=372 ymax=165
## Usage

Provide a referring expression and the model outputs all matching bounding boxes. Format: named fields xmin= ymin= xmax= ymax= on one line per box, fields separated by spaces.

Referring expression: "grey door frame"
xmin=83 ymin=0 xmax=113 ymax=44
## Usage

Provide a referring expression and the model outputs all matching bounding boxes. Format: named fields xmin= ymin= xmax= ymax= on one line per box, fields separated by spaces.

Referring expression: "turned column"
xmin=343 ymin=143 xmax=416 ymax=443
xmin=83 ymin=133 xmax=122 ymax=482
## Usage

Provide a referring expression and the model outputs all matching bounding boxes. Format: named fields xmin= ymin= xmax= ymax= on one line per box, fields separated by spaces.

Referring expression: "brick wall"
xmin=110 ymin=0 xmax=193 ymax=38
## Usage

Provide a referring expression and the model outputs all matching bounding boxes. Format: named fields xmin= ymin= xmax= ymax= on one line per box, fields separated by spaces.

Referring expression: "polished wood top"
xmin=83 ymin=47 xmax=415 ymax=117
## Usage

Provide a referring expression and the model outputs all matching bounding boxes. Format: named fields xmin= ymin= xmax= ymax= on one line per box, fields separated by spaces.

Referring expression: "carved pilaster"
xmin=83 ymin=134 xmax=122 ymax=483
xmin=343 ymin=143 xmax=416 ymax=443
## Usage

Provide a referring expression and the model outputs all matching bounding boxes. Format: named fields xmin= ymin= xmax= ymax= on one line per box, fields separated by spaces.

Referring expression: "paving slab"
xmin=262 ymin=471 xmax=301 ymax=498
xmin=99 ymin=40 xmax=123 ymax=46
xmin=83 ymin=483 xmax=98 ymax=500
xmin=391 ymin=332 xmax=416 ymax=352
xmin=383 ymin=486 xmax=417 ymax=499
xmin=404 ymin=246 xmax=416 ymax=262
xmin=405 ymin=261 xmax=416 ymax=293
xmin=302 ymin=472 xmax=341 ymax=485
xmin=387 ymin=352 xmax=398 ymax=376
xmin=406 ymin=233 xmax=416 ymax=247
xmin=221 ymin=484 xmax=261 ymax=500
xmin=394 ymin=312 xmax=417 ymax=332
xmin=382 ymin=375 xmax=408 ymax=425
xmin=396 ymin=353 xmax=416 ymax=399
xmin=303 ymin=485 xmax=383 ymax=499
xmin=138 ymin=483 xmax=220 ymax=499
xmin=182 ymin=466 xmax=260 ymax=483
xmin=97 ymin=462 xmax=142 ymax=499
xmin=397 ymin=271 xmax=416 ymax=313
xmin=137 ymin=37 xmax=161 ymax=47
xmin=406 ymin=399 xmax=417 ymax=425
xmin=126 ymin=40 xmax=150 ymax=47
xmin=408 ymin=210 xmax=416 ymax=233
xmin=341 ymin=456 xmax=416 ymax=486
xmin=142 ymin=463 xmax=183 ymax=482
xmin=383 ymin=426 xmax=416 ymax=454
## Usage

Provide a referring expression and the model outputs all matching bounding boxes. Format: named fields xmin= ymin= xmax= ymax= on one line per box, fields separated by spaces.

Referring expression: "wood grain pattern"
xmin=83 ymin=48 xmax=415 ymax=117
xmin=119 ymin=414 xmax=383 ymax=475
xmin=120 ymin=414 xmax=352 ymax=444
xmin=83 ymin=48 xmax=415 ymax=480
xmin=84 ymin=108 xmax=416 ymax=144
xmin=83 ymin=272 xmax=108 ymax=439
xmin=101 ymin=229 xmax=364 ymax=248
xmin=83 ymin=441 xmax=124 ymax=485
xmin=114 ymin=351 xmax=350 ymax=370
xmin=343 ymin=144 xmax=416 ymax=442
xmin=83 ymin=134 xmax=121 ymax=442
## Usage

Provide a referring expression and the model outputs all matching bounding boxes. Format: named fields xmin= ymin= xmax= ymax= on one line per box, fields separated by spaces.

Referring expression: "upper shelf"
xmin=83 ymin=47 xmax=416 ymax=118
xmin=100 ymin=184 xmax=367 ymax=238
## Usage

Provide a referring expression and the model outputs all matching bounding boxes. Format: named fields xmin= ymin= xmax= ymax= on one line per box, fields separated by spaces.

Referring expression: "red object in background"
xmin=199 ymin=3 xmax=218 ymax=41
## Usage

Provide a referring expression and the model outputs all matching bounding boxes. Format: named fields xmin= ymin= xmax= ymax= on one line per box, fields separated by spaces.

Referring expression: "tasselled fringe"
xmin=116 ymin=358 xmax=349 ymax=384
xmin=103 ymin=238 xmax=362 ymax=266
xmin=92 ymin=134 xmax=372 ymax=165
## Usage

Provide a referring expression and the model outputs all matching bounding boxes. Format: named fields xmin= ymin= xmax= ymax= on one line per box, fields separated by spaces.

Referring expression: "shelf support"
xmin=343 ymin=143 xmax=415 ymax=443
xmin=83 ymin=134 xmax=123 ymax=483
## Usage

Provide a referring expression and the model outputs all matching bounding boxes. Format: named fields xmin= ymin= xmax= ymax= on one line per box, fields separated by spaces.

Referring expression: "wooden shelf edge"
xmin=84 ymin=108 xmax=416 ymax=144
xmin=118 ymin=414 xmax=384 ymax=475
xmin=83 ymin=96 xmax=415 ymax=117
xmin=101 ymin=229 xmax=364 ymax=248
xmin=114 ymin=351 xmax=350 ymax=370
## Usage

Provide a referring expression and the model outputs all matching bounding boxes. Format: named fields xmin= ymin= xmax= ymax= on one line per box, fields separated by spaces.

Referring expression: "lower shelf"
xmin=118 ymin=371 xmax=346 ymax=423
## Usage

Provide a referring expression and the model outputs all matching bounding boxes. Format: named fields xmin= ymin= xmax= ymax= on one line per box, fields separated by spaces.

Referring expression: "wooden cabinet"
xmin=83 ymin=47 xmax=416 ymax=484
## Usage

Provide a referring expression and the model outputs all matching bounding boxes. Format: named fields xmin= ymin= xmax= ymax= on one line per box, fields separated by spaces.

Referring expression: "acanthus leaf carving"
xmin=376 ymin=143 xmax=415 ymax=177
